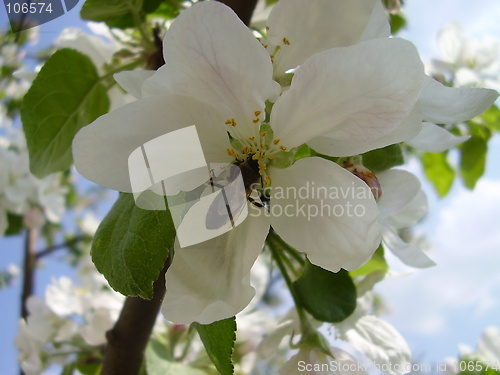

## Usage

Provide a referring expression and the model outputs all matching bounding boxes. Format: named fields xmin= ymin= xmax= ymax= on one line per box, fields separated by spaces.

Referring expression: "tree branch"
xmin=35 ymin=235 xmax=87 ymax=259
xmin=20 ymin=228 xmax=37 ymax=320
xmin=217 ymin=0 xmax=259 ymax=26
xmin=101 ymin=256 xmax=172 ymax=375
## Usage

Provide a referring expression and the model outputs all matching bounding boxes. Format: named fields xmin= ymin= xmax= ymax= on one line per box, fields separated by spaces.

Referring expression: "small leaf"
xmin=362 ymin=144 xmax=404 ymax=173
xmin=293 ymin=259 xmax=357 ymax=323
xmin=21 ymin=48 xmax=109 ymax=177
xmin=460 ymin=135 xmax=488 ymax=189
xmin=193 ymin=317 xmax=236 ymax=375
xmin=5 ymin=213 xmax=24 ymax=236
xmin=479 ymin=104 xmax=500 ymax=132
xmin=421 ymin=151 xmax=455 ymax=197
xmin=91 ymin=193 xmax=175 ymax=299
xmin=146 ymin=338 xmax=206 ymax=375
xmin=390 ymin=13 xmax=407 ymax=34
xmin=349 ymin=245 xmax=388 ymax=278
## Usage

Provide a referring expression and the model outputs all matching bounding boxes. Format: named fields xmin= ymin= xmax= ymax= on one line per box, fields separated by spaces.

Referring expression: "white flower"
xmin=477 ymin=326 xmax=500 ymax=363
xmin=376 ymin=169 xmax=435 ymax=268
xmin=336 ymin=295 xmax=411 ymax=375
xmin=432 ymin=22 xmax=500 ymax=89
xmin=73 ymin=1 xmax=428 ymax=324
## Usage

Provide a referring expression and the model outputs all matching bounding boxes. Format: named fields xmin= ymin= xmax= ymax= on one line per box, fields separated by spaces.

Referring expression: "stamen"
xmin=273 ymin=139 xmax=280 ymax=145
xmin=283 ymin=37 xmax=290 ymax=45
xmin=279 ymin=145 xmax=287 ymax=151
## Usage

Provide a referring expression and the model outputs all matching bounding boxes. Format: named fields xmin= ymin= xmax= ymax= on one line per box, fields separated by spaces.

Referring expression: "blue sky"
xmin=1 ymin=0 xmax=500 ymax=374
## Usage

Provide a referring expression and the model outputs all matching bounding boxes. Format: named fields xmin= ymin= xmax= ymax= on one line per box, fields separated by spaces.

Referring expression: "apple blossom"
xmin=73 ymin=0 xmax=429 ymax=324
xmin=376 ymin=169 xmax=435 ymax=268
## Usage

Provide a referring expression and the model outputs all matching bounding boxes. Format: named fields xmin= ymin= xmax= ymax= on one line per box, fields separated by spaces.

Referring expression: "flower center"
xmin=224 ymin=111 xmax=287 ymax=186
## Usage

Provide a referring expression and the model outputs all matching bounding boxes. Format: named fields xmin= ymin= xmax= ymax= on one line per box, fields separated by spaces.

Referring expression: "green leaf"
xmin=91 ymin=193 xmax=175 ymax=299
xmin=479 ymin=104 xmax=500 ymax=132
xmin=21 ymin=48 xmax=109 ymax=178
xmin=349 ymin=245 xmax=388 ymax=278
xmin=460 ymin=135 xmax=488 ymax=189
xmin=390 ymin=13 xmax=407 ymax=34
xmin=5 ymin=213 xmax=24 ymax=235
xmin=193 ymin=317 xmax=236 ymax=375
xmin=421 ymin=151 xmax=455 ymax=197
xmin=81 ymin=0 xmax=162 ymax=29
xmin=362 ymin=144 xmax=404 ymax=173
xmin=293 ymin=260 xmax=357 ymax=323
xmin=146 ymin=338 xmax=206 ymax=375
xmin=76 ymin=353 xmax=102 ymax=375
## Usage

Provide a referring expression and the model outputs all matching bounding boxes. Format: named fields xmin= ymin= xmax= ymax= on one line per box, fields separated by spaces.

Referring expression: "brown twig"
xmin=20 ymin=228 xmax=37 ymax=320
xmin=35 ymin=235 xmax=87 ymax=259
xmin=101 ymin=256 xmax=172 ymax=375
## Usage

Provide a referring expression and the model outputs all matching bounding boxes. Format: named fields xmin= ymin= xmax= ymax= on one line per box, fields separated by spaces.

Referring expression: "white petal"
xmin=73 ymin=94 xmax=231 ymax=192
xmin=383 ymin=227 xmax=435 ymax=268
xmin=266 ymin=0 xmax=389 ymax=77
xmin=407 ymin=122 xmax=470 ymax=152
xmin=376 ymin=169 xmax=421 ymax=220
xmin=114 ymin=70 xmax=155 ymax=98
xmin=308 ymin=105 xmax=422 ymax=157
xmin=337 ymin=314 xmax=412 ymax=375
xmin=162 ymin=214 xmax=270 ymax=324
xmin=420 ymin=76 xmax=499 ymax=124
xmin=142 ymin=2 xmax=280 ymax=138
xmin=269 ymin=157 xmax=382 ymax=272
xmin=271 ymin=38 xmax=424 ymax=149
xmin=386 ymin=190 xmax=428 ymax=229
xmin=478 ymin=327 xmax=500 ymax=362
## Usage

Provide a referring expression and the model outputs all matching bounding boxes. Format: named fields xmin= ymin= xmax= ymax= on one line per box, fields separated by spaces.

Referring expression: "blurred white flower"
xmin=432 ymin=22 xmax=500 ymax=89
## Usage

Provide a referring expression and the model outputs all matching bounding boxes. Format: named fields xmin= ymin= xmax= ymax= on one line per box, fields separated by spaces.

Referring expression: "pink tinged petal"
xmin=269 ymin=157 xmax=382 ymax=272
xmin=376 ymin=169 xmax=421 ymax=220
xmin=271 ymin=38 xmax=425 ymax=149
xmin=142 ymin=2 xmax=280 ymax=138
xmin=382 ymin=226 xmax=436 ymax=268
xmin=72 ymin=94 xmax=231 ymax=192
xmin=420 ymin=76 xmax=499 ymax=124
xmin=162 ymin=214 xmax=270 ymax=324
xmin=266 ymin=0 xmax=389 ymax=78
xmin=308 ymin=105 xmax=422 ymax=157
xmin=407 ymin=122 xmax=470 ymax=152
xmin=114 ymin=70 xmax=155 ymax=99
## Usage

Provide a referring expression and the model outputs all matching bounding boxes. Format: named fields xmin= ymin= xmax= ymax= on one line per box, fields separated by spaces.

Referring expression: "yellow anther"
xmin=266 ymin=26 xmax=270 ymax=31
xmin=253 ymin=118 xmax=260 ymax=123
xmin=253 ymin=151 xmax=261 ymax=159
xmin=259 ymin=169 xmax=264 ymax=176
xmin=225 ymin=119 xmax=232 ymax=125
xmin=254 ymin=111 xmax=262 ymax=117
xmin=263 ymin=44 xmax=268 ymax=49
xmin=248 ymin=136 xmax=255 ymax=141
xmin=267 ymin=154 xmax=275 ymax=160
xmin=226 ymin=148 xmax=235 ymax=156
xmin=264 ymin=176 xmax=271 ymax=185
xmin=283 ymin=37 xmax=290 ymax=45
xmin=260 ymin=144 xmax=267 ymax=150
xmin=260 ymin=131 xmax=268 ymax=137
xmin=273 ymin=139 xmax=281 ymax=145
xmin=279 ymin=145 xmax=287 ymax=151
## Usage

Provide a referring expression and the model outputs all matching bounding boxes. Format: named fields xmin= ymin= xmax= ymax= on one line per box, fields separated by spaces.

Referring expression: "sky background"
xmin=1 ymin=0 xmax=500 ymax=374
